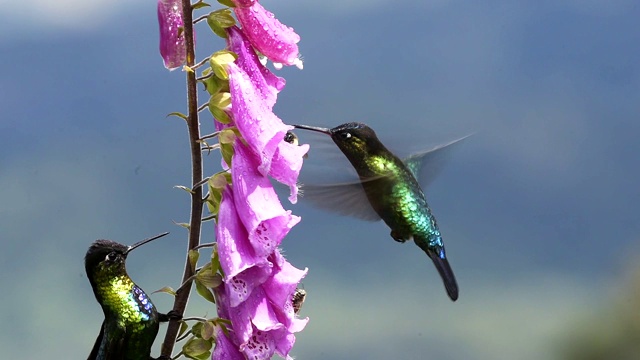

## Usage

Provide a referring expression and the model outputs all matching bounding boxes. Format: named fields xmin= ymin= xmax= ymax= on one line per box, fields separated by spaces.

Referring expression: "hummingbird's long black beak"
xmin=126 ymin=232 xmax=170 ymax=254
xmin=293 ymin=124 xmax=332 ymax=135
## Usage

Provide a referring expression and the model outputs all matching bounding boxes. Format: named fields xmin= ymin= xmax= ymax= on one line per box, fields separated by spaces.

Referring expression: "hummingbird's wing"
xmin=87 ymin=321 xmax=104 ymax=360
xmin=403 ymin=134 xmax=472 ymax=186
xmin=87 ymin=321 xmax=126 ymax=360
xmin=300 ymin=182 xmax=382 ymax=221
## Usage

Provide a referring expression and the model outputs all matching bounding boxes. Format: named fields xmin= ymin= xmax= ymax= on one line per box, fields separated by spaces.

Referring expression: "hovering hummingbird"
xmin=85 ymin=232 xmax=175 ymax=360
xmin=293 ymin=122 xmax=468 ymax=301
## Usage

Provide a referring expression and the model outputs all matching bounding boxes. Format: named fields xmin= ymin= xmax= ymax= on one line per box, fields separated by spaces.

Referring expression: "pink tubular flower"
xmin=233 ymin=2 xmax=301 ymax=66
xmin=157 ymin=0 xmax=187 ymax=70
xmin=213 ymin=21 xmax=308 ymax=360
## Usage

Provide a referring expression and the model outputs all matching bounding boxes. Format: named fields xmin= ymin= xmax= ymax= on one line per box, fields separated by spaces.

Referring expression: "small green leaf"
xmin=195 ymin=279 xmax=216 ymax=303
xmin=183 ymin=337 xmax=213 ymax=358
xmin=174 ymin=185 xmax=194 ymax=194
xmin=218 ymin=128 xmax=237 ymax=144
xmin=177 ymin=321 xmax=189 ymax=339
xmin=167 ymin=112 xmax=188 ymax=121
xmin=217 ymin=0 xmax=235 ymax=7
xmin=192 ymin=1 xmax=210 ymax=9
xmin=220 ymin=142 xmax=234 ymax=167
xmin=152 ymin=286 xmax=176 ymax=296
xmin=210 ymin=9 xmax=236 ymax=28
xmin=197 ymin=266 xmax=223 ymax=289
xmin=174 ymin=221 xmax=191 ymax=230
xmin=189 ymin=249 xmax=200 ymax=270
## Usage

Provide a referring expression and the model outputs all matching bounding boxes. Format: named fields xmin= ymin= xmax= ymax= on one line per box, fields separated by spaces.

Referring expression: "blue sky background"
xmin=1 ymin=1 xmax=639 ymax=359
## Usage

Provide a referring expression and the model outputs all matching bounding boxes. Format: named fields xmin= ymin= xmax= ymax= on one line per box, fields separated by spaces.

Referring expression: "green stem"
xmin=161 ymin=0 xmax=203 ymax=357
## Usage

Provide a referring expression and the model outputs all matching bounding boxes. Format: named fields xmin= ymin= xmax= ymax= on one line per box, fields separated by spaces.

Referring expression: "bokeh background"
xmin=1 ymin=1 xmax=639 ymax=359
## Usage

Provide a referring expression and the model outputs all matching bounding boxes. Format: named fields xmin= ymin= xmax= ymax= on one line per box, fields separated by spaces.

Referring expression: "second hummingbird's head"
xmin=84 ymin=232 xmax=169 ymax=280
xmin=85 ymin=240 xmax=131 ymax=279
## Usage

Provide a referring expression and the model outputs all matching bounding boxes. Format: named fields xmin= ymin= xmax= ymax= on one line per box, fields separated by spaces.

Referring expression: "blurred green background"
xmin=1 ymin=1 xmax=639 ymax=359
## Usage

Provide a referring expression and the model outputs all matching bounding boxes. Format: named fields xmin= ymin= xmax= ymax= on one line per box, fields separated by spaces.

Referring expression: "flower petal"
xmin=228 ymin=62 xmax=290 ymax=175
xmin=227 ymin=26 xmax=286 ymax=109
xmin=226 ymin=264 xmax=272 ymax=308
xmin=157 ymin=0 xmax=187 ymax=70
xmin=234 ymin=2 xmax=300 ymax=65
xmin=270 ymin=140 xmax=309 ymax=203
xmin=212 ymin=327 xmax=245 ymax=360
xmin=232 ymin=142 xmax=300 ymax=257
xmin=217 ymin=187 xmax=262 ymax=279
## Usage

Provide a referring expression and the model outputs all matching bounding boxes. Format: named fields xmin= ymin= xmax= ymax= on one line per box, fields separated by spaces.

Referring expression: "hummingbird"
xmin=293 ymin=122 xmax=468 ymax=301
xmin=85 ymin=232 xmax=175 ymax=360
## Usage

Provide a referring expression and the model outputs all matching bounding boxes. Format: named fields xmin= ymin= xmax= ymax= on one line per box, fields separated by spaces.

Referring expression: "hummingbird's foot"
xmin=159 ymin=310 xmax=183 ymax=322
xmin=390 ymin=230 xmax=409 ymax=243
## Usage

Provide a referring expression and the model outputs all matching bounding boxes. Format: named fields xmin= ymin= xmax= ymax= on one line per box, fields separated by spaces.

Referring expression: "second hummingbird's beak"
xmin=293 ymin=124 xmax=332 ymax=135
xmin=126 ymin=232 xmax=170 ymax=254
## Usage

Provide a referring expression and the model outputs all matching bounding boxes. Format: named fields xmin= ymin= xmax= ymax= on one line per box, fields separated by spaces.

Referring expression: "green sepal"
xmin=208 ymin=92 xmax=232 ymax=124
xmin=201 ymin=69 xmax=223 ymax=95
xmin=210 ymin=50 xmax=237 ymax=80
xmin=218 ymin=128 xmax=237 ymax=166
xmin=195 ymin=278 xmax=216 ymax=303
xmin=201 ymin=320 xmax=215 ymax=340
xmin=205 ymin=173 xmax=228 ymax=215
xmin=182 ymin=337 xmax=213 ymax=359
xmin=197 ymin=265 xmax=223 ymax=289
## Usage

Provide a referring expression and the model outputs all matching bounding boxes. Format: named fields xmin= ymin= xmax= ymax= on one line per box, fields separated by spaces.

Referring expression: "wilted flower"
xmin=157 ymin=0 xmax=187 ymax=70
xmin=233 ymin=1 xmax=301 ymax=67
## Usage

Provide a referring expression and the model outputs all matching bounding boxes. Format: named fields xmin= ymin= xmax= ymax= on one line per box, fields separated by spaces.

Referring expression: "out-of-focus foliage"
xmin=559 ymin=261 xmax=640 ymax=360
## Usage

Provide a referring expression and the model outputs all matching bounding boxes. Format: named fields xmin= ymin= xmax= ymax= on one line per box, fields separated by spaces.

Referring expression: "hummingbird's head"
xmin=293 ymin=122 xmax=383 ymax=157
xmin=84 ymin=232 xmax=169 ymax=279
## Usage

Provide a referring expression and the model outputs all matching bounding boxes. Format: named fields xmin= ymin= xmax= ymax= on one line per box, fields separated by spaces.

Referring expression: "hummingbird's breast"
xmin=362 ymin=155 xmax=440 ymax=242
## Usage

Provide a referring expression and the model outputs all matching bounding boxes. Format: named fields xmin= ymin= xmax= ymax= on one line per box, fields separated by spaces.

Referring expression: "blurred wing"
xmin=300 ymin=182 xmax=381 ymax=221
xmin=403 ymin=134 xmax=472 ymax=186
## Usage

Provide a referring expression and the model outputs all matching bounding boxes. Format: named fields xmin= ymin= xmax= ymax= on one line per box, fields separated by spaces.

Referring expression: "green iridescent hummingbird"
xmin=85 ymin=232 xmax=174 ymax=360
xmin=293 ymin=122 xmax=468 ymax=301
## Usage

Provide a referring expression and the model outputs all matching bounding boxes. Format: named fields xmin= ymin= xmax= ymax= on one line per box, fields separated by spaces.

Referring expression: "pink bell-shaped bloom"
xmin=234 ymin=2 xmax=300 ymax=66
xmin=157 ymin=0 xmax=188 ymax=70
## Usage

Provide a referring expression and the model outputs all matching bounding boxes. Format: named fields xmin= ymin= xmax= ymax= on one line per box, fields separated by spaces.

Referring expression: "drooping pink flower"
xmin=227 ymin=25 xmax=286 ymax=109
xmin=157 ymin=0 xmax=187 ymax=70
xmin=233 ymin=2 xmax=301 ymax=66
xmin=213 ymin=20 xmax=307 ymax=360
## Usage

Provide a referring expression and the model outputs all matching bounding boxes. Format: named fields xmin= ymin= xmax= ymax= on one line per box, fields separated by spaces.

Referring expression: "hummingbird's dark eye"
xmin=340 ymin=132 xmax=352 ymax=140
xmin=105 ymin=252 xmax=117 ymax=262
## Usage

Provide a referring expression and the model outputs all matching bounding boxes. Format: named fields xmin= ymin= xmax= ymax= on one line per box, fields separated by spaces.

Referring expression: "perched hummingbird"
xmin=293 ymin=122 xmax=467 ymax=301
xmin=85 ymin=232 xmax=174 ymax=360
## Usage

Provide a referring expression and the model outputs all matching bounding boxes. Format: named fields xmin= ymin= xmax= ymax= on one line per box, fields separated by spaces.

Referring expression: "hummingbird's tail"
xmin=414 ymin=239 xmax=458 ymax=301
xmin=428 ymin=252 xmax=459 ymax=301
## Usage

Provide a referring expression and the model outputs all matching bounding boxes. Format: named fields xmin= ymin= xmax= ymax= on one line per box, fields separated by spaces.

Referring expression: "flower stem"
xmin=161 ymin=0 xmax=202 ymax=357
